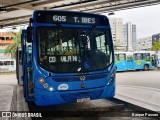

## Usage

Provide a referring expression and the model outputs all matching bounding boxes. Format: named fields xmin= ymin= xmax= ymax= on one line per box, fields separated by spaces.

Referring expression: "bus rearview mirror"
xmin=27 ymin=27 xmax=32 ymax=43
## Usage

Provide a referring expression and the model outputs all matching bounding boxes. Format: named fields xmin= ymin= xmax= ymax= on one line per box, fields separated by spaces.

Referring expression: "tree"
xmin=5 ymin=29 xmax=22 ymax=58
xmin=151 ymin=39 xmax=160 ymax=51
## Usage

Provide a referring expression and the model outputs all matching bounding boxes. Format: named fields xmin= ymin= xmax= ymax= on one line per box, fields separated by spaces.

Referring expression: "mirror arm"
xmin=27 ymin=18 xmax=33 ymax=43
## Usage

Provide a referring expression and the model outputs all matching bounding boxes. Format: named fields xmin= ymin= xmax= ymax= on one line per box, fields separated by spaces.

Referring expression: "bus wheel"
xmin=144 ymin=65 xmax=149 ymax=71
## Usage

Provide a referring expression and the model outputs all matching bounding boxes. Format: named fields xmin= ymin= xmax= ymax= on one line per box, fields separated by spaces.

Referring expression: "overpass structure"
xmin=0 ymin=0 xmax=160 ymax=28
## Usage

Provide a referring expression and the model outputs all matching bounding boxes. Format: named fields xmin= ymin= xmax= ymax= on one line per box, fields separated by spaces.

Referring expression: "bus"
xmin=0 ymin=59 xmax=16 ymax=72
xmin=16 ymin=46 xmax=23 ymax=85
xmin=16 ymin=10 xmax=115 ymax=106
xmin=115 ymin=51 xmax=156 ymax=71
xmin=157 ymin=51 xmax=160 ymax=68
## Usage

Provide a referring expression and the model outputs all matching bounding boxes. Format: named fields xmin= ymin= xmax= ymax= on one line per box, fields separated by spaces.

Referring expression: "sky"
xmin=105 ymin=4 xmax=160 ymax=39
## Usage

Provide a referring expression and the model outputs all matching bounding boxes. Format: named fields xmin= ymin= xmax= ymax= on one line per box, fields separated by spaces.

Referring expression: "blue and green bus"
xmin=16 ymin=10 xmax=115 ymax=106
xmin=115 ymin=51 xmax=156 ymax=71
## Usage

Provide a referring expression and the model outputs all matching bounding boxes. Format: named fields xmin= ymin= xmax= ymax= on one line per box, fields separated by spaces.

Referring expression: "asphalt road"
xmin=0 ymin=71 xmax=160 ymax=119
xmin=116 ymin=70 xmax=160 ymax=89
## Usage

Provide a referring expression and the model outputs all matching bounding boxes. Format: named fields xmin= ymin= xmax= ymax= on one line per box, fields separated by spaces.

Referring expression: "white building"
xmin=109 ymin=18 xmax=124 ymax=50
xmin=123 ymin=22 xmax=137 ymax=51
xmin=132 ymin=25 xmax=137 ymax=50
xmin=136 ymin=36 xmax=152 ymax=50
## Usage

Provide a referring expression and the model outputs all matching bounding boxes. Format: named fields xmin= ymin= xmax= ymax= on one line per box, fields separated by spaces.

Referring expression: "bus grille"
xmin=52 ymin=74 xmax=107 ymax=82
xmin=60 ymin=90 xmax=103 ymax=102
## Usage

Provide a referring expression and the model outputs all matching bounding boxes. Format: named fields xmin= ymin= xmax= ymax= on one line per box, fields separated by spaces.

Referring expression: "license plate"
xmin=77 ymin=97 xmax=90 ymax=103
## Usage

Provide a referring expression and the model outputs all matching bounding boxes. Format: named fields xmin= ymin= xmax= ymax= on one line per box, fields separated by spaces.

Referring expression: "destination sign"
xmin=48 ymin=55 xmax=78 ymax=63
xmin=35 ymin=11 xmax=108 ymax=25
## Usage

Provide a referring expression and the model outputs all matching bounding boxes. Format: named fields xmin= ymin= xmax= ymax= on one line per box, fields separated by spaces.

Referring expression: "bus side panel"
xmin=116 ymin=60 xmax=129 ymax=71
xmin=22 ymin=29 xmax=34 ymax=102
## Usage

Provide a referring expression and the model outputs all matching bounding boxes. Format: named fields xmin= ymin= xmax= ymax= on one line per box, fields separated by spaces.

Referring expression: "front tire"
xmin=144 ymin=65 xmax=149 ymax=71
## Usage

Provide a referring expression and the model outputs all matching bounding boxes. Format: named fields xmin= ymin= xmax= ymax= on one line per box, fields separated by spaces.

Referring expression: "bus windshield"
xmin=37 ymin=26 xmax=113 ymax=73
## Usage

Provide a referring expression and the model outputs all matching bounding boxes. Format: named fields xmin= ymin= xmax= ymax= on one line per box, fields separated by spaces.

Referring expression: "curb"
xmin=9 ymin=86 xmax=31 ymax=120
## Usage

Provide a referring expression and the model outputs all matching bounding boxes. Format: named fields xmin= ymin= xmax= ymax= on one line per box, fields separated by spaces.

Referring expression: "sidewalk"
xmin=115 ymin=85 xmax=160 ymax=111
xmin=0 ymin=85 xmax=14 ymax=111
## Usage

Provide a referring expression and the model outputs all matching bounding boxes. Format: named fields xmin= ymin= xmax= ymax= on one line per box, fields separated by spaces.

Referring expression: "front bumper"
xmin=34 ymin=83 xmax=115 ymax=106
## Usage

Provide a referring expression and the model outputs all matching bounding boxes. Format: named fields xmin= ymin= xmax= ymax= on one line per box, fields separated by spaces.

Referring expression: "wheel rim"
xmin=144 ymin=65 xmax=148 ymax=70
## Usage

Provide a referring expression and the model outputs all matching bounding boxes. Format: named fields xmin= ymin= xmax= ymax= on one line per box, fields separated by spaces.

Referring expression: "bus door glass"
xmin=151 ymin=54 xmax=156 ymax=67
xmin=16 ymin=46 xmax=23 ymax=85
xmin=158 ymin=51 xmax=160 ymax=68
xmin=18 ymin=48 xmax=23 ymax=82
xmin=142 ymin=53 xmax=151 ymax=69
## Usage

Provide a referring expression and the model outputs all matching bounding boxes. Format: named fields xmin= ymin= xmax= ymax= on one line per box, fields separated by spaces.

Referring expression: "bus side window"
xmin=4 ymin=61 xmax=10 ymax=65
xmin=27 ymin=44 xmax=32 ymax=64
xmin=134 ymin=53 xmax=142 ymax=60
xmin=0 ymin=61 xmax=3 ymax=66
xmin=140 ymin=53 xmax=143 ymax=60
xmin=134 ymin=53 xmax=138 ymax=60
xmin=143 ymin=53 xmax=150 ymax=60
xmin=127 ymin=55 xmax=132 ymax=60
xmin=118 ymin=53 xmax=126 ymax=60
xmin=11 ymin=61 xmax=14 ymax=65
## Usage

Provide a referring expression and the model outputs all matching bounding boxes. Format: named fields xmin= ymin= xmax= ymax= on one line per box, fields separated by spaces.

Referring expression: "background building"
xmin=0 ymin=32 xmax=13 ymax=59
xmin=152 ymin=33 xmax=160 ymax=46
xmin=132 ymin=25 xmax=137 ymax=50
xmin=136 ymin=33 xmax=160 ymax=51
xmin=109 ymin=18 xmax=124 ymax=50
xmin=123 ymin=22 xmax=137 ymax=51
xmin=136 ymin=36 xmax=152 ymax=50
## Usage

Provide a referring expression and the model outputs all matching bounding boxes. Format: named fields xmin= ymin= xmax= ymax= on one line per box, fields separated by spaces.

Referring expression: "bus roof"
xmin=115 ymin=51 xmax=156 ymax=55
xmin=0 ymin=59 xmax=15 ymax=61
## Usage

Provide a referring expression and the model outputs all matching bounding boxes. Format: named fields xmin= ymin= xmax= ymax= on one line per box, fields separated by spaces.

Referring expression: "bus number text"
xmin=53 ymin=15 xmax=66 ymax=22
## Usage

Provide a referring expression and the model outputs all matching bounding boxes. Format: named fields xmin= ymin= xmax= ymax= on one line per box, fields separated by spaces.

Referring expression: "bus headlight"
xmin=106 ymin=72 xmax=115 ymax=86
xmin=39 ymin=78 xmax=54 ymax=92
xmin=49 ymin=87 xmax=54 ymax=91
